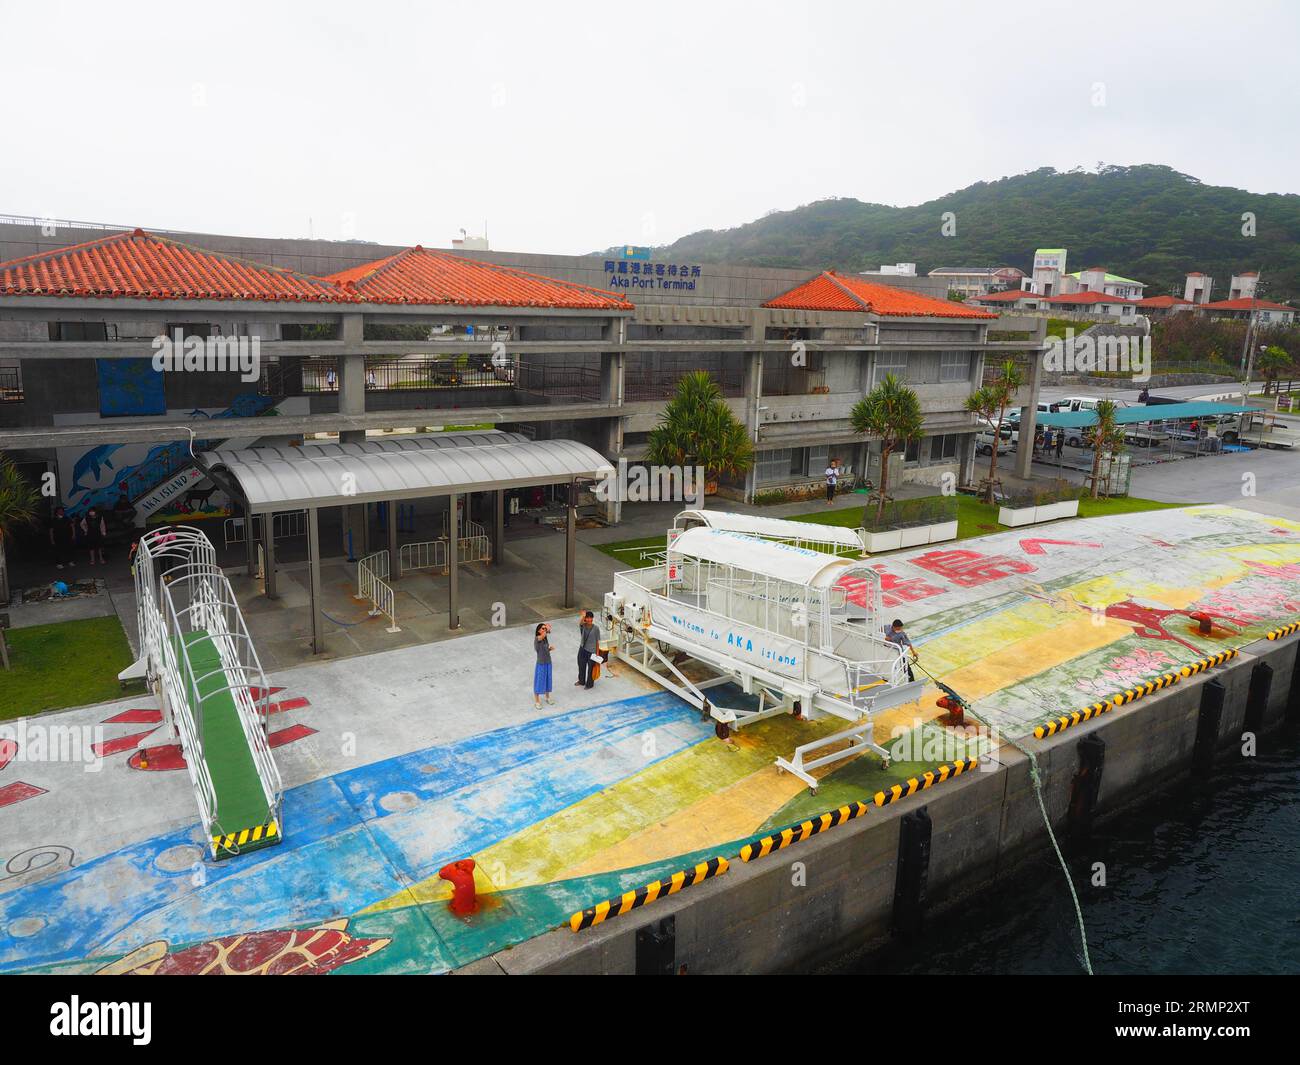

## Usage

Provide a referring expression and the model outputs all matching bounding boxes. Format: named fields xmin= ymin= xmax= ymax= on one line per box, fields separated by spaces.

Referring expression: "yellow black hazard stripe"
xmin=1034 ymin=650 xmax=1239 ymax=739
xmin=739 ymin=801 xmax=869 ymax=862
xmin=569 ymin=857 xmax=728 ymax=932
xmin=1265 ymin=620 xmax=1300 ymax=641
xmin=211 ymin=819 xmax=279 ymax=858
xmin=873 ymin=757 xmax=979 ymax=808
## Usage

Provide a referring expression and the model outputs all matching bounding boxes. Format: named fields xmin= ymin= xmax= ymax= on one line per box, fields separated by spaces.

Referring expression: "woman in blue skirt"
xmin=533 ymin=622 xmax=555 ymax=708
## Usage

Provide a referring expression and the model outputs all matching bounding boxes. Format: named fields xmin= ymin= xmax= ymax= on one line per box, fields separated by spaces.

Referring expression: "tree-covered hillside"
xmin=643 ymin=166 xmax=1300 ymax=301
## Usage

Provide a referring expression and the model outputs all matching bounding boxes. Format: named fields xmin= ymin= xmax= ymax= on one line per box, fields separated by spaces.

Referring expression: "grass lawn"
xmin=595 ymin=494 xmax=1190 ymax=568
xmin=0 ymin=615 xmax=141 ymax=720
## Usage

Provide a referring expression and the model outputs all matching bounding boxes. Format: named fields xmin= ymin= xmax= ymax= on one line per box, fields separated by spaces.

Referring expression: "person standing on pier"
xmin=533 ymin=623 xmax=554 ymax=709
xmin=886 ymin=618 xmax=919 ymax=682
xmin=576 ymin=610 xmax=601 ymax=689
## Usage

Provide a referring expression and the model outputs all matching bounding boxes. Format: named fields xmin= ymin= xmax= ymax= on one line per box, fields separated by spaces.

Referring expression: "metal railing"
xmin=515 ymin=363 xmax=602 ymax=400
xmin=356 ymin=549 xmax=399 ymax=632
xmin=0 ymin=366 xmax=22 ymax=402
xmin=263 ymin=356 xmax=516 ymax=397
xmin=223 ymin=510 xmax=307 ymax=548
xmin=400 ymin=539 xmax=445 ymax=572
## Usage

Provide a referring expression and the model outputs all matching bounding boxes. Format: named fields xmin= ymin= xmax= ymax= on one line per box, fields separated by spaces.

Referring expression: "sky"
xmin=1 ymin=0 xmax=1297 ymax=255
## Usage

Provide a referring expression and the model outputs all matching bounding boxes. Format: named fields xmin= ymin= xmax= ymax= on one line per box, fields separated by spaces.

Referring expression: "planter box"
xmin=998 ymin=499 xmax=1080 ymax=527
xmin=862 ymin=520 xmax=957 ymax=553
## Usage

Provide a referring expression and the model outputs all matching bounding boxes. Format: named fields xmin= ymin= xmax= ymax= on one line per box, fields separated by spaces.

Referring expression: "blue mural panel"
xmin=96 ymin=358 xmax=165 ymax=417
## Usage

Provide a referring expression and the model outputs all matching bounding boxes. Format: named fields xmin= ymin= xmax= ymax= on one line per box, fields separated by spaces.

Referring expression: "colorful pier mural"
xmin=2 ymin=505 xmax=1298 ymax=974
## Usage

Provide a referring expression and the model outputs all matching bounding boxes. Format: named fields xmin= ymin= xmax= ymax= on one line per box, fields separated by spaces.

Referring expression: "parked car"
xmin=975 ymin=427 xmax=1013 ymax=456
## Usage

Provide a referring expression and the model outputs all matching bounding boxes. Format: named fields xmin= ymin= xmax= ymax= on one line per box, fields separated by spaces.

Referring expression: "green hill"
xmin=643 ymin=165 xmax=1300 ymax=302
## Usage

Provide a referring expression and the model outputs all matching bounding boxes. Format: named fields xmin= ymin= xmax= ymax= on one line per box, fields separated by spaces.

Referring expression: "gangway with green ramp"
xmin=120 ymin=526 xmax=283 ymax=860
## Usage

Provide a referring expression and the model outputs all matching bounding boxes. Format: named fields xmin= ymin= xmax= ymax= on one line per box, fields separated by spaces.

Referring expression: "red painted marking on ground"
xmin=92 ymin=728 xmax=160 ymax=758
xmin=1018 ymin=538 xmax=1102 ymax=556
xmin=249 ymin=686 xmax=286 ymax=700
xmin=266 ymin=697 xmax=310 ymax=715
xmin=103 ymin=708 xmax=163 ymax=725
xmin=912 ymin=549 xmax=1036 ymax=588
xmin=269 ymin=723 xmax=317 ymax=748
xmin=0 ymin=738 xmax=15 ymax=772
xmin=128 ymin=743 xmax=187 ymax=772
xmin=0 ymin=781 xmax=47 ymax=808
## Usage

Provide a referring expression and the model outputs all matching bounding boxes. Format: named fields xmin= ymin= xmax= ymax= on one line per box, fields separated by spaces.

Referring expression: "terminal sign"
xmin=605 ymin=259 xmax=703 ymax=292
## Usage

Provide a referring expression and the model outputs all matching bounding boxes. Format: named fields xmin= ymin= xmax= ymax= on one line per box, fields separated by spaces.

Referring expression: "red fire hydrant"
xmin=438 ymin=859 xmax=478 ymax=917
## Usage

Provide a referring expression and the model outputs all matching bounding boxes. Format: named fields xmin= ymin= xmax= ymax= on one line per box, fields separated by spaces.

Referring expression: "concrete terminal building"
xmin=0 ymin=219 xmax=1045 ymax=523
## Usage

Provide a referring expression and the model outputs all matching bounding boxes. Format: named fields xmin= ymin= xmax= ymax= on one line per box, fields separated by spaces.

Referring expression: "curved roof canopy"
xmin=213 ymin=430 xmax=527 ymax=466
xmin=666 ymin=528 xmax=865 ymax=588
xmin=674 ymin=509 xmax=865 ymax=551
xmin=202 ymin=436 xmax=614 ymax=513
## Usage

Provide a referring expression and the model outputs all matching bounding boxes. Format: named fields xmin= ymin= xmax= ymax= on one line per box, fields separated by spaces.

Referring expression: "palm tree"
xmin=965 ymin=359 xmax=1026 ymax=502
xmin=1258 ymin=345 xmax=1292 ymax=396
xmin=851 ymin=373 xmax=923 ymax=523
xmin=0 ymin=456 xmax=39 ymax=544
xmin=0 ymin=456 xmax=41 ymax=602
xmin=645 ymin=371 xmax=754 ymax=492
xmin=1088 ymin=399 xmax=1124 ymax=498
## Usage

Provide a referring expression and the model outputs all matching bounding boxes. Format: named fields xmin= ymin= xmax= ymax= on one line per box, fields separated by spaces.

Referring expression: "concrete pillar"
xmin=243 ymin=504 xmax=257 ymax=577
xmin=743 ymin=310 xmax=766 ymax=503
xmin=492 ymin=489 xmax=505 ymax=566
xmin=447 ymin=493 xmax=460 ymax=630
xmin=564 ymin=479 xmax=577 ymax=609
xmin=959 ymin=432 xmax=977 ymax=486
xmin=1014 ymin=349 xmax=1044 ymax=480
xmin=307 ymin=507 xmax=323 ymax=655
xmin=599 ymin=319 xmax=625 ymax=524
xmin=387 ymin=498 xmax=400 ymax=579
xmin=338 ymin=314 xmax=368 ymax=554
xmin=261 ymin=509 xmax=277 ymax=599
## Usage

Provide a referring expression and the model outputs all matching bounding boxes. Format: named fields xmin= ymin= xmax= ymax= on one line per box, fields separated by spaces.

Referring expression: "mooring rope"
xmin=912 ymin=659 xmax=1093 ymax=975
xmin=1001 ymin=729 xmax=1094 ymax=976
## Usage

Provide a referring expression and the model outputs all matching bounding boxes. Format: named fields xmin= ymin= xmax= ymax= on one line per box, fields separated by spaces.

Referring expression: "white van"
xmin=1059 ymin=395 xmax=1127 ymax=413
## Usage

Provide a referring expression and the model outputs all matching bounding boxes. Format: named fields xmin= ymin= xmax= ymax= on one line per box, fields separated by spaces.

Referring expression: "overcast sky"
xmin=2 ymin=0 xmax=1296 ymax=255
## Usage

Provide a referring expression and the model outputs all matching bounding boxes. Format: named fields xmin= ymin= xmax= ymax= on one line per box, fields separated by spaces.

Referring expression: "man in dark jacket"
xmin=576 ymin=610 xmax=601 ymax=689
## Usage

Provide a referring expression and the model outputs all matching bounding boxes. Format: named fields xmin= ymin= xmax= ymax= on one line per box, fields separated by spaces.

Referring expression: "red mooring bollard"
xmin=936 ymin=695 xmax=965 ymax=726
xmin=439 ymin=859 xmax=478 ymax=916
xmin=1188 ymin=611 xmax=1213 ymax=636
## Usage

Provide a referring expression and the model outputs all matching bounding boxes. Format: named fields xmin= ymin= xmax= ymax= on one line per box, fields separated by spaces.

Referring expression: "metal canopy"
xmin=674 ymin=509 xmax=865 ymax=551
xmin=203 ymin=437 xmax=614 ymax=512
xmin=667 ymin=528 xmax=859 ymax=588
xmin=212 ymin=430 xmax=528 ymax=466
xmin=1036 ymin=401 xmax=1262 ymax=428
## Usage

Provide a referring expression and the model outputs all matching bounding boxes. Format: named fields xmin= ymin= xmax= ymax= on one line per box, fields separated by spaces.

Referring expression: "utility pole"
xmin=1240 ymin=267 xmax=1263 ymax=408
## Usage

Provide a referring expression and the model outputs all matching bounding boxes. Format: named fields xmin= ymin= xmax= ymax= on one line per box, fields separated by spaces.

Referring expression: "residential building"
xmin=1198 ymin=297 xmax=1296 ymax=326
xmin=927 ymin=266 xmax=1025 ymax=298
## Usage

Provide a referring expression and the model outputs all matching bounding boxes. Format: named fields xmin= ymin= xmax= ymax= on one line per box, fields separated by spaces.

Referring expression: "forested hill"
xmin=641 ymin=166 xmax=1300 ymax=301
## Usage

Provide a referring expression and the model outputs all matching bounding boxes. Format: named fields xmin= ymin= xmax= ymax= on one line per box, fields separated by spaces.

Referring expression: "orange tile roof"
xmin=326 ymin=246 xmax=633 ymax=309
xmin=0 ymin=229 xmax=359 ymax=302
xmin=763 ymin=271 xmax=995 ymax=319
xmin=1200 ymin=297 xmax=1293 ymax=312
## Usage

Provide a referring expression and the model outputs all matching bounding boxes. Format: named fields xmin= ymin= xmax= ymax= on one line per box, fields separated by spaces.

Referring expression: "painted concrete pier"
xmin=2 ymin=504 xmax=1298 ymax=975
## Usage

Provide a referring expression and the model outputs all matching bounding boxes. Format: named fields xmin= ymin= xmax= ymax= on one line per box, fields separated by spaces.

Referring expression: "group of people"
xmin=532 ymin=610 xmax=608 ymax=708
xmin=1033 ymin=427 xmax=1067 ymax=458
xmin=48 ymin=505 xmax=110 ymax=568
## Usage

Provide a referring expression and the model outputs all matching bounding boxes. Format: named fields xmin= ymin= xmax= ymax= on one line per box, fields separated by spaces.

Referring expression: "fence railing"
xmin=223 ymin=510 xmax=307 ymax=549
xmin=261 ymin=356 xmax=515 ymax=397
xmin=0 ymin=366 xmax=22 ymax=402
xmin=400 ymin=539 xmax=445 ymax=573
xmin=355 ymin=550 xmax=399 ymax=632
xmin=515 ymin=363 xmax=602 ymax=401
